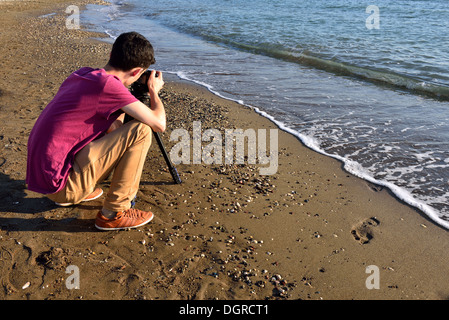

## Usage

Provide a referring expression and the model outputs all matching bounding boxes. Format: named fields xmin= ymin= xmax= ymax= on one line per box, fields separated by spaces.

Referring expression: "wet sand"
xmin=2 ymin=0 xmax=449 ymax=302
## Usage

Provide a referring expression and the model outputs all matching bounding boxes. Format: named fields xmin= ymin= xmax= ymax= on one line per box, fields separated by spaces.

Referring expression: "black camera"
xmin=129 ymin=70 xmax=159 ymax=98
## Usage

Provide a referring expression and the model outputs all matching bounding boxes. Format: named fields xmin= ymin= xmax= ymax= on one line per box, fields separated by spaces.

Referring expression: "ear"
xmin=131 ymin=67 xmax=144 ymax=77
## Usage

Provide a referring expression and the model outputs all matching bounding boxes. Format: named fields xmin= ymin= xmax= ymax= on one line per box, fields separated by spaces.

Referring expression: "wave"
xmin=188 ymin=34 xmax=449 ymax=102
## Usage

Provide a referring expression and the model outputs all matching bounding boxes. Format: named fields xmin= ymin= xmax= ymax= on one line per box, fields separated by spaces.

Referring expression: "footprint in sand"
xmin=1 ymin=244 xmax=44 ymax=295
xmin=0 ymin=246 xmax=14 ymax=293
xmin=351 ymin=217 xmax=380 ymax=244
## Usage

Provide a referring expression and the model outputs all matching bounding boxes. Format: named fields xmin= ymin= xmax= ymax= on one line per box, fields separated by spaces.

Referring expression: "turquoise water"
xmin=83 ymin=0 xmax=449 ymax=229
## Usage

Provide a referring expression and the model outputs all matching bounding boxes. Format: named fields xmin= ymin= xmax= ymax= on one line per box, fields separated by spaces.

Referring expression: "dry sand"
xmin=1 ymin=0 xmax=449 ymax=302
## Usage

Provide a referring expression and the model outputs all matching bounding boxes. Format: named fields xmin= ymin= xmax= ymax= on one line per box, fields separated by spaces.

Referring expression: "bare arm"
xmin=121 ymin=70 xmax=166 ymax=132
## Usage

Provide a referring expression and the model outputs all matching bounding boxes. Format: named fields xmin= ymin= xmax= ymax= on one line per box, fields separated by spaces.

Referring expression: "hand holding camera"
xmin=131 ymin=70 xmax=164 ymax=98
xmin=147 ymin=70 xmax=164 ymax=96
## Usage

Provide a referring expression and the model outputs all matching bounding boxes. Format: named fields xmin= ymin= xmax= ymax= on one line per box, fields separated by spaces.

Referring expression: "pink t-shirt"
xmin=26 ymin=67 xmax=138 ymax=194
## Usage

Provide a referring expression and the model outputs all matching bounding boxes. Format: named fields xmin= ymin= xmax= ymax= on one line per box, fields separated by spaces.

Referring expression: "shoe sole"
xmin=94 ymin=213 xmax=154 ymax=231
xmin=55 ymin=189 xmax=104 ymax=206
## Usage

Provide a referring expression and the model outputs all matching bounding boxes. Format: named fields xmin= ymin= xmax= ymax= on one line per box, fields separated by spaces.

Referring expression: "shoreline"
xmin=1 ymin=0 xmax=449 ymax=301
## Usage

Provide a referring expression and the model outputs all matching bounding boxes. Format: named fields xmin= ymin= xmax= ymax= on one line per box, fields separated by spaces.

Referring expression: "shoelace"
xmin=119 ymin=208 xmax=145 ymax=219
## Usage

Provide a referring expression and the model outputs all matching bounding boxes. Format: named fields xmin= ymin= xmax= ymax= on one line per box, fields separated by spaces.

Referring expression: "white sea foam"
xmin=39 ymin=12 xmax=56 ymax=18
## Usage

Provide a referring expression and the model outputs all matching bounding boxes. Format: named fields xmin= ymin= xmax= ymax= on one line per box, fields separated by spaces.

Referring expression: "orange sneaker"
xmin=95 ymin=208 xmax=154 ymax=231
xmin=55 ymin=188 xmax=103 ymax=207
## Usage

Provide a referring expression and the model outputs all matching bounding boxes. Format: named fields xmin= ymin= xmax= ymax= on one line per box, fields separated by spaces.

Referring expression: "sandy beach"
xmin=2 ymin=0 xmax=449 ymax=303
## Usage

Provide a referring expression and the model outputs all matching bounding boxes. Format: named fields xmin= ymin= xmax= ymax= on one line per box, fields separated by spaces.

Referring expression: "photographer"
xmin=26 ymin=32 xmax=165 ymax=231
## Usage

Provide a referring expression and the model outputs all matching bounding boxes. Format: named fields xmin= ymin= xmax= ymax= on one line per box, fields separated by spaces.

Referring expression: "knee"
xmin=138 ymin=122 xmax=152 ymax=139
xmin=129 ymin=120 xmax=152 ymax=143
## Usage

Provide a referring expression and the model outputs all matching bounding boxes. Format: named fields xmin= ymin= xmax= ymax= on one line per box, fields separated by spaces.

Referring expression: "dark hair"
xmin=107 ymin=32 xmax=155 ymax=71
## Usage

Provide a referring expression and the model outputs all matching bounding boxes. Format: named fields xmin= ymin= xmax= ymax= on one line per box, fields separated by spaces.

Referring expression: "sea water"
xmin=82 ymin=0 xmax=449 ymax=229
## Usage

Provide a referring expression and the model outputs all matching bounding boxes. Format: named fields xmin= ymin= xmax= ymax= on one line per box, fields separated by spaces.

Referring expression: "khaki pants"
xmin=47 ymin=120 xmax=152 ymax=212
